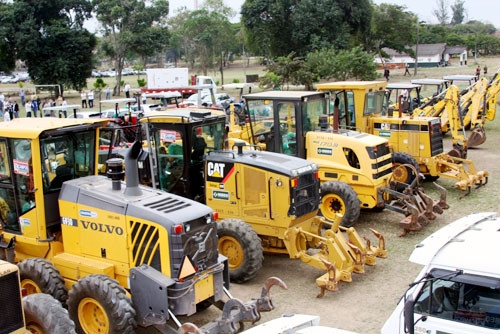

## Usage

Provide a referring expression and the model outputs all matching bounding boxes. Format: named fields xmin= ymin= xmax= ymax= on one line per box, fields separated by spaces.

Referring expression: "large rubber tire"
xmin=392 ymin=152 xmax=420 ymax=190
xmin=217 ymin=218 xmax=264 ymax=283
xmin=23 ymin=293 xmax=76 ymax=334
xmin=320 ymin=181 xmax=360 ymax=227
xmin=68 ymin=274 xmax=136 ymax=334
xmin=18 ymin=258 xmax=68 ymax=308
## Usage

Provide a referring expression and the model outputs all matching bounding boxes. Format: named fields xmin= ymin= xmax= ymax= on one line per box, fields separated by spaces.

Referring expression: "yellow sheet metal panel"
xmin=52 ymin=252 xmax=114 ymax=281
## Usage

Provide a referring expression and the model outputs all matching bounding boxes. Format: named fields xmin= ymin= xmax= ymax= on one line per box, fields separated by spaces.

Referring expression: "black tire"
xmin=320 ymin=181 xmax=360 ymax=227
xmin=18 ymin=258 xmax=68 ymax=308
xmin=217 ymin=218 xmax=264 ymax=283
xmin=392 ymin=152 xmax=420 ymax=190
xmin=23 ymin=293 xmax=76 ymax=334
xmin=68 ymin=274 xmax=136 ymax=334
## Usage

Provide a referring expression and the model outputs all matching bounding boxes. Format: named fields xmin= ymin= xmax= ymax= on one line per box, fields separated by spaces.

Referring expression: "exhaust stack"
xmin=124 ymin=141 xmax=143 ymax=196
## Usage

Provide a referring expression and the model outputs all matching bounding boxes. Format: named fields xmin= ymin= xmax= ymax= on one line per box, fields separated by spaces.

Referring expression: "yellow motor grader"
xmin=316 ymin=81 xmax=488 ymax=198
xmin=234 ymin=91 xmax=448 ymax=235
xmin=135 ymin=109 xmax=387 ymax=296
xmin=0 ymin=118 xmax=287 ymax=333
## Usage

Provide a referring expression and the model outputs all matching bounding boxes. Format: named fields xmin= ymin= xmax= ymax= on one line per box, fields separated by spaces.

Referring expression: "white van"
xmin=382 ymin=212 xmax=500 ymax=334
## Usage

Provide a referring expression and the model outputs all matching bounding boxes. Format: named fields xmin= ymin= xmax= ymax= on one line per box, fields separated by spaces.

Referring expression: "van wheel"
xmin=18 ymin=258 xmax=68 ymax=308
xmin=217 ymin=219 xmax=263 ymax=283
xmin=23 ymin=293 xmax=76 ymax=334
xmin=320 ymin=181 xmax=360 ymax=227
xmin=68 ymin=275 xmax=136 ymax=334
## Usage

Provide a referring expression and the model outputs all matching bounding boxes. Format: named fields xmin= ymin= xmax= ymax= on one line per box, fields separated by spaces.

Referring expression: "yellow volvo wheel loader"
xmin=0 ymin=118 xmax=284 ymax=334
xmin=316 ymin=81 xmax=488 ymax=198
xmin=237 ymin=91 xmax=448 ymax=235
xmin=135 ymin=109 xmax=386 ymax=296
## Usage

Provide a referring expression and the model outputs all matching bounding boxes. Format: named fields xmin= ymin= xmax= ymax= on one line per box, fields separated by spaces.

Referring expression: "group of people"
xmin=0 ymin=91 xmax=20 ymax=121
xmin=80 ymin=89 xmax=95 ymax=108
xmin=476 ymin=65 xmax=488 ymax=78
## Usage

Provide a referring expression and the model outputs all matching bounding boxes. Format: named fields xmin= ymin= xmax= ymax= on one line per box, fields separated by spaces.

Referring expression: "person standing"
xmin=61 ymin=97 xmax=67 ymax=118
xmin=484 ymin=65 xmax=488 ymax=75
xmin=19 ymin=88 xmax=25 ymax=106
xmin=404 ymin=63 xmax=411 ymax=76
xmin=25 ymin=99 xmax=32 ymax=117
xmin=476 ymin=65 xmax=481 ymax=79
xmin=81 ymin=91 xmax=87 ymax=108
xmin=141 ymin=92 xmax=147 ymax=105
xmin=124 ymin=83 xmax=131 ymax=98
xmin=13 ymin=101 xmax=19 ymax=118
xmin=31 ymin=98 xmax=38 ymax=117
xmin=384 ymin=68 xmax=390 ymax=81
xmin=105 ymin=85 xmax=111 ymax=100
xmin=88 ymin=90 xmax=94 ymax=108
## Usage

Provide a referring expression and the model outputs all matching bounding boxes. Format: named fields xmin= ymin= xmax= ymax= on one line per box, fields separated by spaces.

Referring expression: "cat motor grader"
xmin=136 ymin=109 xmax=387 ymax=296
xmin=237 ymin=90 xmax=448 ymax=235
xmin=0 ymin=117 xmax=285 ymax=333
xmin=316 ymin=81 xmax=489 ymax=198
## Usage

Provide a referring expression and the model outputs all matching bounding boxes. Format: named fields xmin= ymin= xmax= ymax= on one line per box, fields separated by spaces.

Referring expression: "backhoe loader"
xmin=385 ymin=80 xmax=487 ymax=149
xmin=0 ymin=117 xmax=285 ymax=333
xmin=316 ymin=81 xmax=488 ymax=198
xmin=135 ymin=109 xmax=387 ymax=296
xmin=237 ymin=91 xmax=448 ymax=235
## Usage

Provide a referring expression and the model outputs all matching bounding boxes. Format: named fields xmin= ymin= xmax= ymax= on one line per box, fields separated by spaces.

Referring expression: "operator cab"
xmin=243 ymin=91 xmax=329 ymax=159
xmin=140 ymin=109 xmax=226 ymax=201
xmin=0 ymin=119 xmax=104 ymax=235
xmin=385 ymin=83 xmax=422 ymax=113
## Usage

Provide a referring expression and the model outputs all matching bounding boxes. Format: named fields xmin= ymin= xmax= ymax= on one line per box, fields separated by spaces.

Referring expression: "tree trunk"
xmin=114 ymin=58 xmax=124 ymax=96
xmin=220 ymin=56 xmax=224 ymax=87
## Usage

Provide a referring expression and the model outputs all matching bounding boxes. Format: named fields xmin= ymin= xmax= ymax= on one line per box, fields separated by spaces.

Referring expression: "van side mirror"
xmin=404 ymin=296 xmax=415 ymax=334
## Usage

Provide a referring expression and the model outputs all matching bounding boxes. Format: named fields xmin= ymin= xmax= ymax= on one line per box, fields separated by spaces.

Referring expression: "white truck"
xmin=382 ymin=212 xmax=500 ymax=334
xmin=144 ymin=67 xmax=217 ymax=98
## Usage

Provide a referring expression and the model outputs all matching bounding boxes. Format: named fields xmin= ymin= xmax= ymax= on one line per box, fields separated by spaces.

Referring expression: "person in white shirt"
xmin=124 ymin=83 xmax=131 ymax=98
xmin=88 ymin=90 xmax=94 ymax=108
xmin=25 ymin=100 xmax=32 ymax=117
xmin=81 ymin=91 xmax=87 ymax=108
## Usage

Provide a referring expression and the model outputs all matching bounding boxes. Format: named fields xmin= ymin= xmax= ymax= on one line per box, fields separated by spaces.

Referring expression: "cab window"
xmin=0 ymin=139 xmax=35 ymax=232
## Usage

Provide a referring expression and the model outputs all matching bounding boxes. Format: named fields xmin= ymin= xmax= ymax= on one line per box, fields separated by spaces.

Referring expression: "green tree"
xmin=180 ymin=5 xmax=234 ymax=81
xmin=93 ymin=0 xmax=169 ymax=95
xmin=0 ymin=3 xmax=16 ymax=73
xmin=433 ymin=0 xmax=450 ymax=25
xmin=241 ymin=0 xmax=372 ymax=58
xmin=371 ymin=4 xmax=417 ymax=68
xmin=2 ymin=0 xmax=95 ymax=93
xmin=450 ymin=0 xmax=466 ymax=25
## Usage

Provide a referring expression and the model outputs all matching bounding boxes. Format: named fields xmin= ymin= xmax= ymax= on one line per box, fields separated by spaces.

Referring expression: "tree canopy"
xmin=0 ymin=0 xmax=96 ymax=92
xmin=93 ymin=0 xmax=169 ymax=95
xmin=241 ymin=0 xmax=372 ymax=58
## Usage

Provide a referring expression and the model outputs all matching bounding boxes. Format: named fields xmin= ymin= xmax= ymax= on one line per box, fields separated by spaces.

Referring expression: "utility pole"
xmin=414 ymin=18 xmax=419 ymax=76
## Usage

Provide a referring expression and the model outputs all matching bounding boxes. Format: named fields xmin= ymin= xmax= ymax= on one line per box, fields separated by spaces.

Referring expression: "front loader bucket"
xmin=466 ymin=126 xmax=486 ymax=148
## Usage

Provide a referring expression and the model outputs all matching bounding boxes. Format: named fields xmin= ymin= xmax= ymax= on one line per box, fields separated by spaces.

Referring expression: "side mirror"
xmin=404 ymin=296 xmax=415 ymax=334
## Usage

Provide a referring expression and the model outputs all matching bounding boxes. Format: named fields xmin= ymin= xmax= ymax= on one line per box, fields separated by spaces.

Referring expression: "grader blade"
xmin=283 ymin=214 xmax=386 ymax=297
xmin=179 ymin=277 xmax=287 ymax=334
xmin=379 ymin=179 xmax=448 ymax=236
xmin=466 ymin=126 xmax=487 ymax=148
